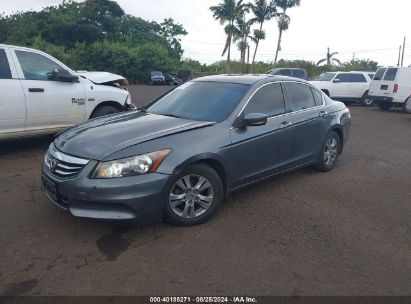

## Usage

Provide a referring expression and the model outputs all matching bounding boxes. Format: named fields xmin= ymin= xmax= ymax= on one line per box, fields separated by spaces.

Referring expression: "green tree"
xmin=210 ymin=0 xmax=249 ymax=73
xmin=273 ymin=0 xmax=300 ymax=64
xmin=317 ymin=47 xmax=341 ymax=66
xmin=249 ymin=0 xmax=277 ymax=72
xmin=158 ymin=18 xmax=188 ymax=59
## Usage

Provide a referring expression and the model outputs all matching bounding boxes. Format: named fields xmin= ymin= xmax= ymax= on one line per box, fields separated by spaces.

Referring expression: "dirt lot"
xmin=1 ymin=86 xmax=411 ymax=296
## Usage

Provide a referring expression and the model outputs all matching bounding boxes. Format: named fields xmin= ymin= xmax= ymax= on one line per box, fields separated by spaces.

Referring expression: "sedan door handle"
xmin=280 ymin=121 xmax=292 ymax=128
xmin=28 ymin=88 xmax=45 ymax=93
xmin=319 ymin=110 xmax=328 ymax=117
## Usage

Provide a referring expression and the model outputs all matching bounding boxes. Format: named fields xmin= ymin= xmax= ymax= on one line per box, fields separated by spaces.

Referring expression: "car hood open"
xmin=77 ymin=71 xmax=129 ymax=86
xmin=54 ymin=111 xmax=214 ymax=160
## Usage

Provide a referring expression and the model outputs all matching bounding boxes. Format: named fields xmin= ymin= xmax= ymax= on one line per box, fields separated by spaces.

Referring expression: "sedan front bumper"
xmin=41 ymin=161 xmax=172 ymax=223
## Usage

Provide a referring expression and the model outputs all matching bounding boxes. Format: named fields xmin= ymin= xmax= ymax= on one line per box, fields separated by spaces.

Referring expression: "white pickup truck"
xmin=0 ymin=44 xmax=135 ymax=140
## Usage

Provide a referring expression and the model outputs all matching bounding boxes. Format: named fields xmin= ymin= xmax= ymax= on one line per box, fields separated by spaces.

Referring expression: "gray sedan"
xmin=41 ymin=75 xmax=351 ymax=226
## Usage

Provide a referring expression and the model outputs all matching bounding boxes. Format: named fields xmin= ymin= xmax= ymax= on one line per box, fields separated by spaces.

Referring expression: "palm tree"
xmin=234 ymin=15 xmax=253 ymax=73
xmin=273 ymin=0 xmax=300 ymax=64
xmin=210 ymin=0 xmax=249 ymax=73
xmin=317 ymin=47 xmax=341 ymax=66
xmin=249 ymin=0 xmax=277 ymax=72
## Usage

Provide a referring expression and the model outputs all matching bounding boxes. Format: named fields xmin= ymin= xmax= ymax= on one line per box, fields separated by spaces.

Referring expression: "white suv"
xmin=0 ymin=44 xmax=135 ymax=140
xmin=310 ymin=71 xmax=375 ymax=106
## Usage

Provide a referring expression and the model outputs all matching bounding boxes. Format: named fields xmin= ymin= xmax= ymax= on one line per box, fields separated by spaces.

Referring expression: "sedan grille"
xmin=45 ymin=144 xmax=89 ymax=179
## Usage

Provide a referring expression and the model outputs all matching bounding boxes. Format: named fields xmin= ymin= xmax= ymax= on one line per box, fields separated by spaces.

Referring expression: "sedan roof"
xmin=192 ymin=74 xmax=303 ymax=85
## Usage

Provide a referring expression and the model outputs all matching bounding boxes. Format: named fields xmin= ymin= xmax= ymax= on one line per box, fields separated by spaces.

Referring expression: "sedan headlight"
xmin=91 ymin=149 xmax=171 ymax=179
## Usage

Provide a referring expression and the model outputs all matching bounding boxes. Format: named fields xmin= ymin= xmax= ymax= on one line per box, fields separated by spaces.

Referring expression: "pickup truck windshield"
xmin=145 ymin=81 xmax=251 ymax=122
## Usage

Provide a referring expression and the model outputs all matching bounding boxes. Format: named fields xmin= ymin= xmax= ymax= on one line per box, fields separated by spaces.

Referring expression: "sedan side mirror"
xmin=243 ymin=113 xmax=268 ymax=127
xmin=51 ymin=68 xmax=79 ymax=83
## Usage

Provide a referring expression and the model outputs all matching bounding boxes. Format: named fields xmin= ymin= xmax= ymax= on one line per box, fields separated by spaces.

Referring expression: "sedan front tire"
xmin=164 ymin=164 xmax=223 ymax=226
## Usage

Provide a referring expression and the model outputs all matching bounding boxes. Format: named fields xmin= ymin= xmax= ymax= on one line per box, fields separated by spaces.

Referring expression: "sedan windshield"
xmin=315 ymin=73 xmax=336 ymax=81
xmin=145 ymin=81 xmax=251 ymax=122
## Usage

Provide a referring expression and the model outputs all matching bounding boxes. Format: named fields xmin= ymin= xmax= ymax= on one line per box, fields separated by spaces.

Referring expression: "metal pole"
xmin=401 ymin=37 xmax=406 ymax=67
xmin=246 ymin=46 xmax=250 ymax=74
xmin=398 ymin=45 xmax=402 ymax=66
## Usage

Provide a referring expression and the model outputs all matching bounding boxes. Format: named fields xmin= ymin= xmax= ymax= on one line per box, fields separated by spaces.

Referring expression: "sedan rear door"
xmin=282 ymin=82 xmax=327 ymax=164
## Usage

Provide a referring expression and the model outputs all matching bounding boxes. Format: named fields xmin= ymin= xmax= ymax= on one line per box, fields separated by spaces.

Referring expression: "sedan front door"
xmin=226 ymin=82 xmax=294 ymax=188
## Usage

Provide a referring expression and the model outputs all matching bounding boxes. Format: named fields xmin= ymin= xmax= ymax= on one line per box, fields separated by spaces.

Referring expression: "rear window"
xmin=350 ymin=74 xmax=367 ymax=83
xmin=373 ymin=68 xmax=386 ymax=81
xmin=285 ymin=82 xmax=316 ymax=111
xmin=335 ymin=73 xmax=352 ymax=83
xmin=0 ymin=49 xmax=12 ymax=79
xmin=383 ymin=68 xmax=398 ymax=81
xmin=272 ymin=69 xmax=291 ymax=77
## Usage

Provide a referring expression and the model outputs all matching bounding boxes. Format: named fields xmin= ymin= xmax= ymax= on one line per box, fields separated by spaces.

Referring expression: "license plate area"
xmin=381 ymin=85 xmax=388 ymax=90
xmin=42 ymin=176 xmax=57 ymax=201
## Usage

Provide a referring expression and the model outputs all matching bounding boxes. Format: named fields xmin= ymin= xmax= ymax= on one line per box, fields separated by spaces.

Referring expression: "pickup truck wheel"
xmin=361 ymin=92 xmax=374 ymax=107
xmin=378 ymin=101 xmax=393 ymax=111
xmin=91 ymin=105 xmax=120 ymax=118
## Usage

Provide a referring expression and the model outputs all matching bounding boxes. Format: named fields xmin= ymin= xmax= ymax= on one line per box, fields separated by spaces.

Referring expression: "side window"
xmin=368 ymin=74 xmax=375 ymax=80
xmin=311 ymin=87 xmax=324 ymax=106
xmin=334 ymin=73 xmax=352 ymax=83
xmin=244 ymin=83 xmax=285 ymax=117
xmin=285 ymin=82 xmax=316 ymax=111
xmin=293 ymin=69 xmax=306 ymax=79
xmin=383 ymin=68 xmax=398 ymax=81
xmin=15 ymin=50 xmax=64 ymax=81
xmin=0 ymin=49 xmax=12 ymax=79
xmin=275 ymin=69 xmax=291 ymax=77
xmin=350 ymin=74 xmax=367 ymax=83
xmin=374 ymin=68 xmax=386 ymax=80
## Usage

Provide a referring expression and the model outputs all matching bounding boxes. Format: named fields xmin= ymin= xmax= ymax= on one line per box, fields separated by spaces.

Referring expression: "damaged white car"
xmin=0 ymin=44 xmax=136 ymax=140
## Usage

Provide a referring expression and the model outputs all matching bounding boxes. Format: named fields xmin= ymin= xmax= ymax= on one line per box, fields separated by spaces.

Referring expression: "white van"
xmin=369 ymin=67 xmax=411 ymax=113
xmin=0 ymin=44 xmax=135 ymax=140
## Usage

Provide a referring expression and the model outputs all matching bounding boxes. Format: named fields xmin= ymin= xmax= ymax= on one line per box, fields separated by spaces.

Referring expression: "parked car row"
xmin=272 ymin=66 xmax=411 ymax=113
xmin=311 ymin=71 xmax=375 ymax=107
xmin=150 ymin=70 xmax=184 ymax=86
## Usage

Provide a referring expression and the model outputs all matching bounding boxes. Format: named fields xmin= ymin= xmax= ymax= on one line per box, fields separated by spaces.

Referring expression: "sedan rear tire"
xmin=314 ymin=131 xmax=341 ymax=172
xmin=164 ymin=164 xmax=223 ymax=226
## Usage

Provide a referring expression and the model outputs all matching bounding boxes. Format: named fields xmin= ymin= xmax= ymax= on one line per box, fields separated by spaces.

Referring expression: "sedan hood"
xmin=77 ymin=71 xmax=129 ymax=86
xmin=54 ymin=111 xmax=214 ymax=160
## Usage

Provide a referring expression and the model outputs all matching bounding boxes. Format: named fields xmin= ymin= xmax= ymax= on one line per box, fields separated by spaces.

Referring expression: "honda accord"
xmin=42 ymin=75 xmax=351 ymax=226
